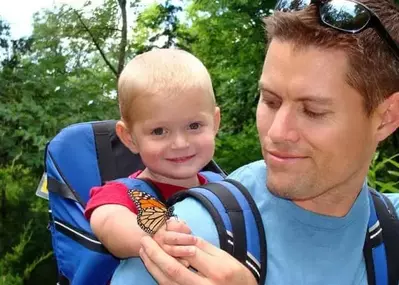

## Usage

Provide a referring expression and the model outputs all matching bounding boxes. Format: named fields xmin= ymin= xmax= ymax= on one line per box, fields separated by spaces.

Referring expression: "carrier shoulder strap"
xmin=364 ymin=188 xmax=399 ymax=285
xmin=114 ymin=177 xmax=165 ymax=203
xmin=115 ymin=171 xmax=224 ymax=203
xmin=46 ymin=121 xmax=117 ymax=207
xmin=169 ymin=179 xmax=266 ymax=285
xmin=92 ymin=121 xmax=118 ymax=184
xmin=199 ymin=171 xmax=225 ymax=182
xmin=50 ymin=177 xmax=163 ymax=259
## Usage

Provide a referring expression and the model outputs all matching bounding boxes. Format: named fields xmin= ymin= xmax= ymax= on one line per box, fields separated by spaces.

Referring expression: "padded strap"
xmin=364 ymin=190 xmax=387 ymax=285
xmin=202 ymin=160 xmax=227 ymax=177
xmin=225 ymin=179 xmax=267 ymax=285
xmin=92 ymin=121 xmax=118 ymax=184
xmin=136 ymin=178 xmax=166 ymax=203
xmin=379 ymin=193 xmax=399 ymax=219
xmin=379 ymin=195 xmax=399 ymax=285
xmin=200 ymin=171 xmax=224 ymax=183
xmin=114 ymin=177 xmax=165 ymax=203
xmin=169 ymin=189 xmax=231 ymax=254
xmin=200 ymin=183 xmax=247 ymax=264
xmin=367 ymin=189 xmax=399 ymax=285
xmin=47 ymin=176 xmax=78 ymax=203
xmin=364 ymin=230 xmax=377 ymax=285
xmin=169 ymin=180 xmax=266 ymax=284
xmin=58 ymin=274 xmax=69 ymax=285
xmin=46 ymin=152 xmax=85 ymax=207
xmin=53 ymin=217 xmax=111 ymax=254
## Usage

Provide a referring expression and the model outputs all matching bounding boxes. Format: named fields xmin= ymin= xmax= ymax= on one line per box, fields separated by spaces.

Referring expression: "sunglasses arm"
xmin=371 ymin=16 xmax=399 ymax=62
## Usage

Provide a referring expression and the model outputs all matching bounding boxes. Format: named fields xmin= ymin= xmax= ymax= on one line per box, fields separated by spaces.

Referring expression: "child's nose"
xmin=171 ymin=133 xmax=189 ymax=149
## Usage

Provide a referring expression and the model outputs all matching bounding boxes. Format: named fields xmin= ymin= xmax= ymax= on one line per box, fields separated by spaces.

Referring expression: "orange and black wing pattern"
xmin=128 ymin=190 xmax=175 ymax=235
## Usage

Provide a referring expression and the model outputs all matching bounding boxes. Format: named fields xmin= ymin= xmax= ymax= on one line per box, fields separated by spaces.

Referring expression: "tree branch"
xmin=117 ymin=0 xmax=127 ymax=79
xmin=73 ymin=10 xmax=118 ymax=77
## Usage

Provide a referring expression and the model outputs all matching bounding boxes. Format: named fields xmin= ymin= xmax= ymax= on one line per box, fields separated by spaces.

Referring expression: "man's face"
xmin=257 ymin=39 xmax=379 ymax=200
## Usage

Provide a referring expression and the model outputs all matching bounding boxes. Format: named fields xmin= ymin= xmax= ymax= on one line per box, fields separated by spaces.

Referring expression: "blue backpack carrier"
xmin=168 ymin=179 xmax=267 ymax=284
xmin=363 ymin=189 xmax=399 ymax=285
xmin=45 ymin=120 xmax=398 ymax=285
xmin=45 ymin=120 xmax=228 ymax=284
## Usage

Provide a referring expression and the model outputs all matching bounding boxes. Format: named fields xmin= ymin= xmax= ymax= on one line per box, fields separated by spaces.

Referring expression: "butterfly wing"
xmin=128 ymin=190 xmax=174 ymax=235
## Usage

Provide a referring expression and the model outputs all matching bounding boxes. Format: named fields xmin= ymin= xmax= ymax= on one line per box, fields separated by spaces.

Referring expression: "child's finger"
xmin=163 ymin=231 xmax=197 ymax=245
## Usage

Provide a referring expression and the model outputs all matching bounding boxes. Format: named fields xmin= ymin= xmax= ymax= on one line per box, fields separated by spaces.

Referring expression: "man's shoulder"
xmin=227 ymin=160 xmax=268 ymax=196
xmin=228 ymin=160 xmax=266 ymax=179
xmin=384 ymin=193 xmax=399 ymax=218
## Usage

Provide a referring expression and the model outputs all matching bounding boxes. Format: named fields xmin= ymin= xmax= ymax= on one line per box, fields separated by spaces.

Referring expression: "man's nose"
xmin=267 ymin=106 xmax=300 ymax=143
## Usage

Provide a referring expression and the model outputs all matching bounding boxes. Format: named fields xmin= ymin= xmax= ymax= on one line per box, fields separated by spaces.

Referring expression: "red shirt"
xmin=84 ymin=171 xmax=207 ymax=220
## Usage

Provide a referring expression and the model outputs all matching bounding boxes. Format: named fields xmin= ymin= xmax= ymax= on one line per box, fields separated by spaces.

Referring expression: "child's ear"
xmin=116 ymin=120 xmax=139 ymax=154
xmin=374 ymin=92 xmax=399 ymax=142
xmin=213 ymin=106 xmax=221 ymax=134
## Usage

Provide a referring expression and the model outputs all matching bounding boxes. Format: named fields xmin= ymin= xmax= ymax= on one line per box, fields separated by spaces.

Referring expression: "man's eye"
xmin=189 ymin=122 xmax=201 ymax=130
xmin=304 ymin=109 xmax=326 ymax=119
xmin=151 ymin=128 xmax=165 ymax=135
xmin=263 ymin=98 xmax=281 ymax=109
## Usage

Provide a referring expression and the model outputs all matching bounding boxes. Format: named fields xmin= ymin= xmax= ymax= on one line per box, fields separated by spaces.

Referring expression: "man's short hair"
xmin=264 ymin=0 xmax=399 ymax=114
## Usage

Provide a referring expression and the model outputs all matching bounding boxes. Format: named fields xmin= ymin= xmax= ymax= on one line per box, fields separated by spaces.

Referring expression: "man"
xmin=112 ymin=0 xmax=399 ymax=284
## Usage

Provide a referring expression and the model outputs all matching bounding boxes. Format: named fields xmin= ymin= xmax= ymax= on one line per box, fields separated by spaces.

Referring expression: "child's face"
xmin=128 ymin=87 xmax=220 ymax=182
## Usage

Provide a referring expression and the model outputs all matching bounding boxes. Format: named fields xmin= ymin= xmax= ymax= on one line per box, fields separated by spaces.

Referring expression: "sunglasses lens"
xmin=320 ymin=0 xmax=370 ymax=32
xmin=275 ymin=0 xmax=311 ymax=12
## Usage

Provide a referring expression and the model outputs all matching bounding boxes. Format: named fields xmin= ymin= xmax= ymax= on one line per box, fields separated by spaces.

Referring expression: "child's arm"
xmin=90 ymin=204 xmax=146 ymax=258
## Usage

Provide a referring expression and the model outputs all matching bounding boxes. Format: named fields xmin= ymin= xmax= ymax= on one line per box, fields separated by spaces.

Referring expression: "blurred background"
xmin=0 ymin=0 xmax=398 ymax=283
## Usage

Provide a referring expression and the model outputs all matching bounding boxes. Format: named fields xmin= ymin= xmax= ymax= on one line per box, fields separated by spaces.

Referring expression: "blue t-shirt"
xmin=111 ymin=160 xmax=399 ymax=285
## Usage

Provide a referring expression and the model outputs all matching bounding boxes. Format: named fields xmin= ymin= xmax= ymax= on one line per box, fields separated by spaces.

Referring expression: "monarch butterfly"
xmin=128 ymin=189 xmax=175 ymax=235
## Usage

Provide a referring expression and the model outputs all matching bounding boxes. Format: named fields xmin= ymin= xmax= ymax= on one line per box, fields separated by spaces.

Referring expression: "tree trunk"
xmin=117 ymin=0 xmax=127 ymax=79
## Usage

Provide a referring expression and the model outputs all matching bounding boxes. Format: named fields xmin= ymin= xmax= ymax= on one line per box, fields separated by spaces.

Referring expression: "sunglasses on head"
xmin=275 ymin=0 xmax=399 ymax=61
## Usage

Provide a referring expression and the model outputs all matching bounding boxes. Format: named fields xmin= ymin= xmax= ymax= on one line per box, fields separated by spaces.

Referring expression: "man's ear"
xmin=115 ymin=120 xmax=139 ymax=154
xmin=375 ymin=92 xmax=399 ymax=142
xmin=213 ymin=106 xmax=221 ymax=135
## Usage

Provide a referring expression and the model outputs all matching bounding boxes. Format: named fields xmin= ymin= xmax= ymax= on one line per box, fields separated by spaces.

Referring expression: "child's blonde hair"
xmin=118 ymin=48 xmax=216 ymax=127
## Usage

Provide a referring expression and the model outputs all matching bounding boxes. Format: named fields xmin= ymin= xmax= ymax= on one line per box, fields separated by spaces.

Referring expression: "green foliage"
xmin=0 ymin=275 xmax=22 ymax=285
xmin=180 ymin=0 xmax=273 ymax=132
xmin=0 ymin=162 xmax=53 ymax=283
xmin=368 ymin=152 xmax=399 ymax=193
xmin=0 ymin=1 xmax=398 ymax=284
xmin=0 ymin=218 xmax=53 ymax=284
xmin=215 ymin=122 xmax=262 ymax=173
xmin=0 ymin=221 xmax=33 ymax=277
xmin=129 ymin=0 xmax=185 ymax=55
xmin=0 ymin=5 xmax=120 ymax=170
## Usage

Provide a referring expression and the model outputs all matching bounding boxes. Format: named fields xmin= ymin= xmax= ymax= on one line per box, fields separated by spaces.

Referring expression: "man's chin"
xmin=267 ymin=181 xmax=322 ymax=202
xmin=267 ymin=180 xmax=305 ymax=200
xmin=267 ymin=186 xmax=293 ymax=200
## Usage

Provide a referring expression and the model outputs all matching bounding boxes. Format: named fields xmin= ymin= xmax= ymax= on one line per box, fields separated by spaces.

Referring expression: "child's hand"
xmin=152 ymin=218 xmax=197 ymax=258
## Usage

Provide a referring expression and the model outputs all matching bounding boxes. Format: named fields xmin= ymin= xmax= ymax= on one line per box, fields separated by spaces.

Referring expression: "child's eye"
xmin=151 ymin=128 xmax=165 ymax=136
xmin=188 ymin=122 xmax=201 ymax=130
